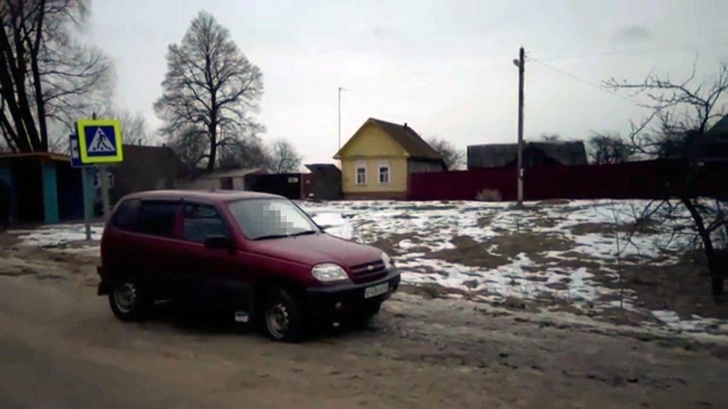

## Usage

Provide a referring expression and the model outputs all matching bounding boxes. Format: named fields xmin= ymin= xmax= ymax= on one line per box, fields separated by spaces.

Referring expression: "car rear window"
xmin=110 ymin=199 xmax=140 ymax=231
xmin=136 ymin=201 xmax=178 ymax=238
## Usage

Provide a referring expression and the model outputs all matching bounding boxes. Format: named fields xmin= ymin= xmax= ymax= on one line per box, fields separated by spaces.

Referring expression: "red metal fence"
xmin=407 ymin=160 xmax=719 ymax=201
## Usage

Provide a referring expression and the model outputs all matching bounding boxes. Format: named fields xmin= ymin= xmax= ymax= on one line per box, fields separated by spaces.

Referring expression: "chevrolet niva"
xmin=96 ymin=190 xmax=400 ymax=342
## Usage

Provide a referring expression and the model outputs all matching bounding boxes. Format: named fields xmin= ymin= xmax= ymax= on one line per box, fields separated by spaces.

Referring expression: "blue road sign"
xmin=69 ymin=134 xmax=92 ymax=168
xmin=76 ymin=119 xmax=123 ymax=164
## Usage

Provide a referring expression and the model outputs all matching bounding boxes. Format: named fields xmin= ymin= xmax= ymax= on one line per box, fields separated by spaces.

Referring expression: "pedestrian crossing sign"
xmin=75 ymin=118 xmax=124 ymax=164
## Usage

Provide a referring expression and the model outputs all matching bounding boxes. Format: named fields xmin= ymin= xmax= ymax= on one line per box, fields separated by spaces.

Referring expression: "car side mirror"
xmin=204 ymin=235 xmax=232 ymax=250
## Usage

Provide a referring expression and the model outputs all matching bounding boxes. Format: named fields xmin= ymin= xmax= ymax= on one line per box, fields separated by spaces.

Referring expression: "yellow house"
xmin=334 ymin=118 xmax=446 ymax=200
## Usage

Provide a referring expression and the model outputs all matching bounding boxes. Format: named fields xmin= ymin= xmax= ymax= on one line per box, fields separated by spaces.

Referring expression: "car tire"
xmin=263 ymin=288 xmax=304 ymax=343
xmin=108 ymin=277 xmax=151 ymax=322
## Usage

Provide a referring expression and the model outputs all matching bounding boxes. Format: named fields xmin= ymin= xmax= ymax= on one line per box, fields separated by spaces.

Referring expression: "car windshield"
xmin=227 ymin=198 xmax=320 ymax=240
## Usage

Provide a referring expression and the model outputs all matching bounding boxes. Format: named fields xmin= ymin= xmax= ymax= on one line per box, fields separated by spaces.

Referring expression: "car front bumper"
xmin=304 ymin=268 xmax=401 ymax=316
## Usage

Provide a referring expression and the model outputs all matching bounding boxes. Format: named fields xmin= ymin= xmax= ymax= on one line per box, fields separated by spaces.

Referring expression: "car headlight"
xmin=381 ymin=252 xmax=394 ymax=268
xmin=311 ymin=263 xmax=349 ymax=282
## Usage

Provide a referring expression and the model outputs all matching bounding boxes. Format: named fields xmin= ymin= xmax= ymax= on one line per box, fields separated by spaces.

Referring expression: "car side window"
xmin=111 ymin=199 xmax=141 ymax=231
xmin=136 ymin=201 xmax=178 ymax=238
xmin=182 ymin=203 xmax=228 ymax=243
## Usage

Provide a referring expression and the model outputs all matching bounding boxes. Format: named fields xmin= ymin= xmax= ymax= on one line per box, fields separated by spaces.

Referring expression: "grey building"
xmin=467 ymin=141 xmax=588 ymax=169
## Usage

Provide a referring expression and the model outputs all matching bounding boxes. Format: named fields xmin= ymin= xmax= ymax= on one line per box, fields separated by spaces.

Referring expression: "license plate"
xmin=364 ymin=282 xmax=389 ymax=299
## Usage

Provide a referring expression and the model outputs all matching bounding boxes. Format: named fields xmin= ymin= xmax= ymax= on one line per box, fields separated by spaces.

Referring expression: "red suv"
xmin=96 ymin=190 xmax=400 ymax=342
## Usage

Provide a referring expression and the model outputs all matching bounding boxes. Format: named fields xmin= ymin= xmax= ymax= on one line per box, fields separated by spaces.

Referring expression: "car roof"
xmin=121 ymin=189 xmax=285 ymax=205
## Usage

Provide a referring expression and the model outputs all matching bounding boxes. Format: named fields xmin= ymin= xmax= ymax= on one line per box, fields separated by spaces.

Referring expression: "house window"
xmin=378 ymin=162 xmax=390 ymax=184
xmin=355 ymin=162 xmax=367 ymax=185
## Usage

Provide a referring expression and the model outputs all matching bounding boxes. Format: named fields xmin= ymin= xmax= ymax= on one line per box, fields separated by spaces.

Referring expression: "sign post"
xmin=71 ymin=118 xmax=123 ymax=239
xmin=69 ymin=133 xmax=93 ymax=240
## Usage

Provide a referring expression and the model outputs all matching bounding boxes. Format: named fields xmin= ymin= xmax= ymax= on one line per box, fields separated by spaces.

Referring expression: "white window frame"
xmin=378 ymin=161 xmax=390 ymax=184
xmin=355 ymin=162 xmax=367 ymax=185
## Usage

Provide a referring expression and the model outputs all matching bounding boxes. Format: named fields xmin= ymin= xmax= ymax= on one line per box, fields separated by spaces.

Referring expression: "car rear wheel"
xmin=263 ymin=289 xmax=304 ymax=343
xmin=108 ymin=278 xmax=150 ymax=322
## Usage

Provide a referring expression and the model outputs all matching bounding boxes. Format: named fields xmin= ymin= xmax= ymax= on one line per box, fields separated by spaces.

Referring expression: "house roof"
xmin=335 ymin=118 xmax=444 ymax=162
xmin=304 ymin=163 xmax=340 ymax=172
xmin=368 ymin=118 xmax=443 ymax=161
xmin=467 ymin=141 xmax=588 ymax=168
xmin=680 ymin=115 xmax=728 ymax=161
xmin=0 ymin=152 xmax=69 ymax=162
xmin=705 ymin=115 xmax=728 ymax=138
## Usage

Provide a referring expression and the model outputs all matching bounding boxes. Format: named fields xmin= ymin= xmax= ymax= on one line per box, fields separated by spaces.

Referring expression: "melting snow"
xmin=7 ymin=199 xmax=724 ymax=334
xmin=11 ymin=224 xmax=103 ymax=247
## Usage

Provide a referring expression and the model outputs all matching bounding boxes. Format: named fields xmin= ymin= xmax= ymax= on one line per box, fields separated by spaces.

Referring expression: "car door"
xmin=177 ymin=202 xmax=250 ymax=310
xmin=132 ymin=200 xmax=184 ymax=299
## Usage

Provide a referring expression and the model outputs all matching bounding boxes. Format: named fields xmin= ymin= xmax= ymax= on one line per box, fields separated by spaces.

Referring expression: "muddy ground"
xmin=1 ymin=233 xmax=727 ymax=408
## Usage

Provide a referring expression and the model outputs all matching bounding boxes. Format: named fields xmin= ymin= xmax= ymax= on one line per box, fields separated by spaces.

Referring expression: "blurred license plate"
xmin=364 ymin=283 xmax=389 ymax=298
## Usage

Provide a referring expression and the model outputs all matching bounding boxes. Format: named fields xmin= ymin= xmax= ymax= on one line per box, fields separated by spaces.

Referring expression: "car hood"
xmin=247 ymin=233 xmax=383 ymax=269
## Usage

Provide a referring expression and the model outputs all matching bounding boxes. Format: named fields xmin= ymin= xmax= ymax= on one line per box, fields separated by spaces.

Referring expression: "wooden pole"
xmin=516 ymin=47 xmax=525 ymax=205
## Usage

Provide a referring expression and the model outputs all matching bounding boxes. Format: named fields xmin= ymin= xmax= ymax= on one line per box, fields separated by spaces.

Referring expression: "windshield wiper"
xmin=290 ymin=230 xmax=318 ymax=237
xmin=252 ymin=234 xmax=292 ymax=241
xmin=252 ymin=230 xmax=318 ymax=241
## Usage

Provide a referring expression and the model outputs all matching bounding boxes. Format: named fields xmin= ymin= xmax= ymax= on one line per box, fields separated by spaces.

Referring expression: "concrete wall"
xmin=41 ymin=162 xmax=59 ymax=224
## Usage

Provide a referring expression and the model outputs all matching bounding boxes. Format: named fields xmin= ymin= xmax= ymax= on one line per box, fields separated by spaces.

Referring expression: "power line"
xmin=536 ymin=38 xmax=728 ymax=62
xmin=528 ymin=57 xmax=641 ymax=106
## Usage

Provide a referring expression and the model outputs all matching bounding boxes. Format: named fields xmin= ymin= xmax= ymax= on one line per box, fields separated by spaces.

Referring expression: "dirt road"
xmin=1 ymin=267 xmax=726 ymax=409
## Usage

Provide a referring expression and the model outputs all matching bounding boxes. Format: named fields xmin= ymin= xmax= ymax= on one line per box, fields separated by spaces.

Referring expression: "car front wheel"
xmin=263 ymin=289 xmax=304 ymax=343
xmin=108 ymin=278 xmax=150 ymax=322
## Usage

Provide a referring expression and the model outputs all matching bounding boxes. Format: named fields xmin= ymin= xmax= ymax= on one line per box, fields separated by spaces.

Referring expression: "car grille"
xmin=349 ymin=260 xmax=387 ymax=283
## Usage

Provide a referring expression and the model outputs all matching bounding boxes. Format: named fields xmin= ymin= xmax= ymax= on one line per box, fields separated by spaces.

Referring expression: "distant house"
xmin=107 ymin=145 xmax=188 ymax=204
xmin=0 ymin=152 xmax=84 ymax=225
xmin=467 ymin=141 xmax=588 ymax=169
xmin=334 ymin=118 xmax=446 ymax=200
xmin=176 ymin=168 xmax=266 ymax=191
xmin=689 ymin=115 xmax=728 ymax=162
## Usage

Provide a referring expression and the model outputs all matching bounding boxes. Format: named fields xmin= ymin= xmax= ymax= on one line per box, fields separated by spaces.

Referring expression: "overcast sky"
xmin=88 ymin=0 xmax=728 ymax=165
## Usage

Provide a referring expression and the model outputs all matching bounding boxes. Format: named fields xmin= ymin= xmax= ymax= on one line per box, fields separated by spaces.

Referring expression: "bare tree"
xmin=169 ymin=126 xmax=209 ymax=168
xmin=604 ymin=61 xmax=728 ymax=296
xmin=154 ymin=10 xmax=264 ymax=171
xmin=588 ymin=132 xmax=634 ymax=164
xmin=427 ymin=137 xmax=465 ymax=170
xmin=117 ymin=111 xmax=154 ymax=146
xmin=0 ymin=0 xmax=114 ymax=153
xmin=540 ymin=133 xmax=561 ymax=142
xmin=218 ymin=134 xmax=271 ymax=171
xmin=268 ymin=139 xmax=302 ymax=173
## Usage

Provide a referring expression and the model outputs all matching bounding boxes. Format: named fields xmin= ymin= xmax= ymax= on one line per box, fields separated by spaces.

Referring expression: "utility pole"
xmin=514 ymin=47 xmax=525 ymax=206
xmin=338 ymin=87 xmax=346 ymax=150
xmin=94 ymin=111 xmax=111 ymax=218
xmin=338 ymin=87 xmax=347 ymax=169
